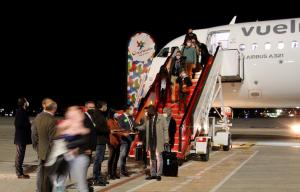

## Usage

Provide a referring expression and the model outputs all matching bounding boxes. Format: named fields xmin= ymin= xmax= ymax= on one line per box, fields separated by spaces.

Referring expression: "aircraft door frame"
xmin=206 ymin=30 xmax=230 ymax=55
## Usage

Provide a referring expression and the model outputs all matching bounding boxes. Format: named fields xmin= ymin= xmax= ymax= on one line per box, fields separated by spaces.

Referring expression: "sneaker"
xmin=156 ymin=176 xmax=161 ymax=181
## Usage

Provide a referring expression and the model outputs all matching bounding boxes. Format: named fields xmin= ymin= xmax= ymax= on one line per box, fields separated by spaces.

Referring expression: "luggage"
xmin=162 ymin=145 xmax=178 ymax=177
xmin=135 ymin=143 xmax=143 ymax=161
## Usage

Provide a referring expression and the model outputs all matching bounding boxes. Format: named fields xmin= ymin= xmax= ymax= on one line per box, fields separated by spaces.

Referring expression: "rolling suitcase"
xmin=162 ymin=145 xmax=178 ymax=177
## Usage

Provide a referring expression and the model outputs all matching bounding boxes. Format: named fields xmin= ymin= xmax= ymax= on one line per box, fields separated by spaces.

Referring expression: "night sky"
xmin=1 ymin=4 xmax=299 ymax=112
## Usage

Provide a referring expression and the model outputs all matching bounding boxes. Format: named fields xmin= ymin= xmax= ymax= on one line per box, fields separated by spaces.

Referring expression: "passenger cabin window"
xmin=157 ymin=47 xmax=169 ymax=57
xmin=292 ymin=41 xmax=299 ymax=48
xmin=278 ymin=42 xmax=284 ymax=49
xmin=252 ymin=43 xmax=258 ymax=51
xmin=239 ymin=44 xmax=246 ymax=51
xmin=265 ymin=42 xmax=271 ymax=50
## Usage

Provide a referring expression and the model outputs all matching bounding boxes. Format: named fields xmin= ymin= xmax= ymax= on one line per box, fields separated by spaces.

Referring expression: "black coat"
xmin=14 ymin=108 xmax=32 ymax=145
xmin=199 ymin=43 xmax=209 ymax=67
xmin=168 ymin=118 xmax=176 ymax=139
xmin=94 ymin=110 xmax=109 ymax=145
xmin=83 ymin=112 xmax=97 ymax=151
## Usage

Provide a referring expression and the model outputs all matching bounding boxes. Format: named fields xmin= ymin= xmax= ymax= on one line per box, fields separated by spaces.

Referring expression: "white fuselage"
xmin=143 ymin=18 xmax=300 ymax=108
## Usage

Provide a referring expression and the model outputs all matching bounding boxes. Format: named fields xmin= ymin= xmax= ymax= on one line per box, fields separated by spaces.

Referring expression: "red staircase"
xmin=129 ymin=53 xmax=216 ymax=161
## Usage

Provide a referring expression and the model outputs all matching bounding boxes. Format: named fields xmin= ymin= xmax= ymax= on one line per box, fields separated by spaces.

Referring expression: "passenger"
xmin=163 ymin=108 xmax=176 ymax=149
xmin=191 ymin=38 xmax=202 ymax=76
xmin=83 ymin=101 xmax=97 ymax=154
xmin=156 ymin=65 xmax=172 ymax=109
xmin=56 ymin=106 xmax=90 ymax=192
xmin=136 ymin=105 xmax=169 ymax=181
xmin=182 ymin=39 xmax=197 ymax=79
xmin=14 ymin=97 xmax=31 ymax=179
xmin=83 ymin=101 xmax=97 ymax=186
xmin=198 ymin=40 xmax=210 ymax=69
xmin=170 ymin=51 xmax=186 ymax=102
xmin=93 ymin=100 xmax=110 ymax=186
xmin=184 ymin=28 xmax=198 ymax=45
xmin=177 ymin=70 xmax=192 ymax=113
xmin=32 ymin=98 xmax=57 ymax=192
xmin=117 ymin=105 xmax=135 ymax=177
xmin=138 ymin=108 xmax=148 ymax=169
xmin=106 ymin=113 xmax=123 ymax=180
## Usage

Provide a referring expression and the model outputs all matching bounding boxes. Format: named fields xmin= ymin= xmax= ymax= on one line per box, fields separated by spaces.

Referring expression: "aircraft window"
xmin=157 ymin=47 xmax=169 ymax=57
xmin=292 ymin=41 xmax=298 ymax=48
xmin=239 ymin=44 xmax=246 ymax=51
xmin=252 ymin=43 xmax=258 ymax=51
xmin=264 ymin=42 xmax=271 ymax=50
xmin=278 ymin=42 xmax=284 ymax=49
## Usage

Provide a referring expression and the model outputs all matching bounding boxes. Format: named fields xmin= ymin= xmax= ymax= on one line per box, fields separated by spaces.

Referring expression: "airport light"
xmin=291 ymin=124 xmax=300 ymax=135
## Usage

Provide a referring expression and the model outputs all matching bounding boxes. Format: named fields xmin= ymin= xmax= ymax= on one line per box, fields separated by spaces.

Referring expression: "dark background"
xmin=1 ymin=3 xmax=299 ymax=113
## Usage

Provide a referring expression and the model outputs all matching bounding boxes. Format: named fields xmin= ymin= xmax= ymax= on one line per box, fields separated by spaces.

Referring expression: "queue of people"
xmin=12 ymin=28 xmax=209 ymax=191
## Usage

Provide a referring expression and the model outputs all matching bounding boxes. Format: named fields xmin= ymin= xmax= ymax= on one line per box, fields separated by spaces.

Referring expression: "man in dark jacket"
xmin=14 ymin=97 xmax=31 ymax=179
xmin=198 ymin=41 xmax=209 ymax=69
xmin=83 ymin=101 xmax=97 ymax=187
xmin=93 ymin=100 xmax=110 ymax=186
xmin=83 ymin=101 xmax=97 ymax=156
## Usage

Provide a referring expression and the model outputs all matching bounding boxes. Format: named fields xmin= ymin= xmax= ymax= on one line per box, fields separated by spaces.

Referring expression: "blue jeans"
xmin=93 ymin=144 xmax=106 ymax=181
xmin=70 ymin=154 xmax=89 ymax=192
xmin=118 ymin=140 xmax=131 ymax=173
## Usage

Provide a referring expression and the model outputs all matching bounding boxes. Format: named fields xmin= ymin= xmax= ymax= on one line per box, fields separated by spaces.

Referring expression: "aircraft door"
xmin=207 ymin=30 xmax=230 ymax=55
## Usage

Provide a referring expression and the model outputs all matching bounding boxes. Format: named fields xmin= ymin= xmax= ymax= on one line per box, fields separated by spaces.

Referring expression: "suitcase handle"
xmin=164 ymin=143 xmax=171 ymax=152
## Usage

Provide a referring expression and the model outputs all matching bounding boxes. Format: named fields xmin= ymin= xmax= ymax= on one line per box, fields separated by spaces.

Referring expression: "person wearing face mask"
xmin=171 ymin=50 xmax=186 ymax=102
xmin=93 ymin=100 xmax=110 ymax=186
xmin=83 ymin=101 xmax=97 ymax=187
xmin=182 ymin=39 xmax=197 ymax=79
xmin=162 ymin=108 xmax=176 ymax=149
xmin=83 ymin=101 xmax=97 ymax=155
xmin=117 ymin=105 xmax=135 ymax=177
xmin=14 ymin=97 xmax=31 ymax=179
xmin=136 ymin=105 xmax=169 ymax=181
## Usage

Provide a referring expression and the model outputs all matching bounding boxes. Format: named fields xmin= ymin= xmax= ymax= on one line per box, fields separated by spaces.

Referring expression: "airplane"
xmin=129 ymin=17 xmax=300 ymax=162
xmin=142 ymin=17 xmax=300 ymax=108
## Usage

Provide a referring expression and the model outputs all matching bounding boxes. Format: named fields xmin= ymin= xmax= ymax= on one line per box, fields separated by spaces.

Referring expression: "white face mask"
xmin=25 ymin=101 xmax=29 ymax=107
xmin=144 ymin=112 xmax=148 ymax=117
xmin=128 ymin=110 xmax=134 ymax=116
xmin=176 ymin=55 xmax=181 ymax=59
xmin=162 ymin=113 xmax=167 ymax=117
xmin=186 ymin=42 xmax=192 ymax=47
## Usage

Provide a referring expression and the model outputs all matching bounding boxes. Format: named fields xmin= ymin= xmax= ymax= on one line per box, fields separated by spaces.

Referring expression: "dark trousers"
xmin=107 ymin=144 xmax=120 ymax=176
xmin=36 ymin=160 xmax=52 ymax=192
xmin=178 ymin=91 xmax=188 ymax=112
xmin=93 ymin=144 xmax=106 ymax=181
xmin=159 ymin=89 xmax=167 ymax=108
xmin=142 ymin=143 xmax=147 ymax=167
xmin=15 ymin=144 xmax=26 ymax=176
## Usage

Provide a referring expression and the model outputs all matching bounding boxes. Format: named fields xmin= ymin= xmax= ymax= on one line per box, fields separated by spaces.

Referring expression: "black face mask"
xmin=87 ymin=109 xmax=95 ymax=116
xmin=147 ymin=109 xmax=156 ymax=117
